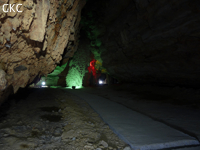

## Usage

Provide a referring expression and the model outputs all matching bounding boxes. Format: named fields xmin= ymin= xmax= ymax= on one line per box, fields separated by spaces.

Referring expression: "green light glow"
xmin=48 ymin=63 xmax=68 ymax=76
xmin=65 ymin=43 xmax=90 ymax=87
xmin=50 ymin=86 xmax=61 ymax=89
xmin=37 ymin=63 xmax=68 ymax=86
xmin=65 ymin=86 xmax=83 ymax=89
xmin=49 ymin=86 xmax=83 ymax=90
xmin=66 ymin=67 xmax=83 ymax=87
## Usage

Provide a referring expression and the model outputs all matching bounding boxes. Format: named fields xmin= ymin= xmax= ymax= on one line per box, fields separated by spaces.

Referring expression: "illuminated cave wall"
xmin=80 ymin=7 xmax=107 ymax=74
xmin=80 ymin=10 xmax=103 ymax=61
xmin=66 ymin=41 xmax=90 ymax=87
xmin=37 ymin=63 xmax=67 ymax=86
xmin=65 ymin=5 xmax=109 ymax=87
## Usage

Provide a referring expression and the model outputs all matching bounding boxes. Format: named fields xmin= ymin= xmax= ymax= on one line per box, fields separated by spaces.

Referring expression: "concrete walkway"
xmin=66 ymin=89 xmax=200 ymax=150
xmin=81 ymin=86 xmax=200 ymax=141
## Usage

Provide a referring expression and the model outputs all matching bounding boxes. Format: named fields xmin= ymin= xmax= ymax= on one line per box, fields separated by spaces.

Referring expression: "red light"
xmin=88 ymin=59 xmax=96 ymax=78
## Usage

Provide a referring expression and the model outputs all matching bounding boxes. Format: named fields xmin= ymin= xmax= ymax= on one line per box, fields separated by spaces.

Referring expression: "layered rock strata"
xmin=0 ymin=0 xmax=85 ymax=104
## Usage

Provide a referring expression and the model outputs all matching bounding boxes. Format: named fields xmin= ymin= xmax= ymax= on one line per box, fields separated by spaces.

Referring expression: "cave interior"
xmin=0 ymin=0 xmax=200 ymax=149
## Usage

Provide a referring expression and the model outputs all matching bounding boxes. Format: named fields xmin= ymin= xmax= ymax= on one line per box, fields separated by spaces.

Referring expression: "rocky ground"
xmin=0 ymin=88 xmax=130 ymax=150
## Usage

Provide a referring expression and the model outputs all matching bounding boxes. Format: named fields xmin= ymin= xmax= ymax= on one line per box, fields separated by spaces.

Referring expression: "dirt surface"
xmin=0 ymin=88 xmax=128 ymax=150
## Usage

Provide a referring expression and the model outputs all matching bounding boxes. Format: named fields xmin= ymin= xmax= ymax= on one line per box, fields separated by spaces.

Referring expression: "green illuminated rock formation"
xmin=37 ymin=63 xmax=68 ymax=86
xmin=66 ymin=40 xmax=90 ymax=87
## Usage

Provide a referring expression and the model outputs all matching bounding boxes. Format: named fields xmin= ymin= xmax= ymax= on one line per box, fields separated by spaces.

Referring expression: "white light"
xmin=99 ymin=80 xmax=103 ymax=84
xmin=42 ymin=82 xmax=46 ymax=86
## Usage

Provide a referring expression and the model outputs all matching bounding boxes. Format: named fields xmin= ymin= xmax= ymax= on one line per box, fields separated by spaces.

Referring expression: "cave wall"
xmin=1 ymin=0 xmax=200 ymax=104
xmin=0 ymin=0 xmax=86 ymax=104
xmin=88 ymin=0 xmax=200 ymax=87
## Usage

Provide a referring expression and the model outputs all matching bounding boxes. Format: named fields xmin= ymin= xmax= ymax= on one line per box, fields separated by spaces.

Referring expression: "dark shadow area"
xmin=40 ymin=106 xmax=60 ymax=112
xmin=0 ymin=88 xmax=37 ymax=123
xmin=40 ymin=114 xmax=62 ymax=122
xmin=9 ymin=88 xmax=38 ymax=103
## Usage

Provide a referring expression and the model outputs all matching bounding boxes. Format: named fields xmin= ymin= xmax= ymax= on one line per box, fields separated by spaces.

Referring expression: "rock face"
xmin=0 ymin=69 xmax=7 ymax=91
xmin=1 ymin=0 xmax=200 ymax=104
xmin=0 ymin=0 xmax=86 ymax=104
xmin=86 ymin=0 xmax=200 ymax=87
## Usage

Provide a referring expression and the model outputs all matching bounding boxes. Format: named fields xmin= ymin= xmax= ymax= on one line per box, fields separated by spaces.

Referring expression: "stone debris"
xmin=100 ymin=140 xmax=109 ymax=147
xmin=0 ymin=88 xmax=127 ymax=149
xmin=123 ymin=146 xmax=132 ymax=150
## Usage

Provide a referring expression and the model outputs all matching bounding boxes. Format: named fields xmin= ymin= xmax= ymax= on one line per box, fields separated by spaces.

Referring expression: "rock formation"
xmin=65 ymin=39 xmax=90 ymax=88
xmin=82 ymin=0 xmax=200 ymax=87
xmin=1 ymin=0 xmax=200 ymax=104
xmin=0 ymin=0 xmax=86 ymax=104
